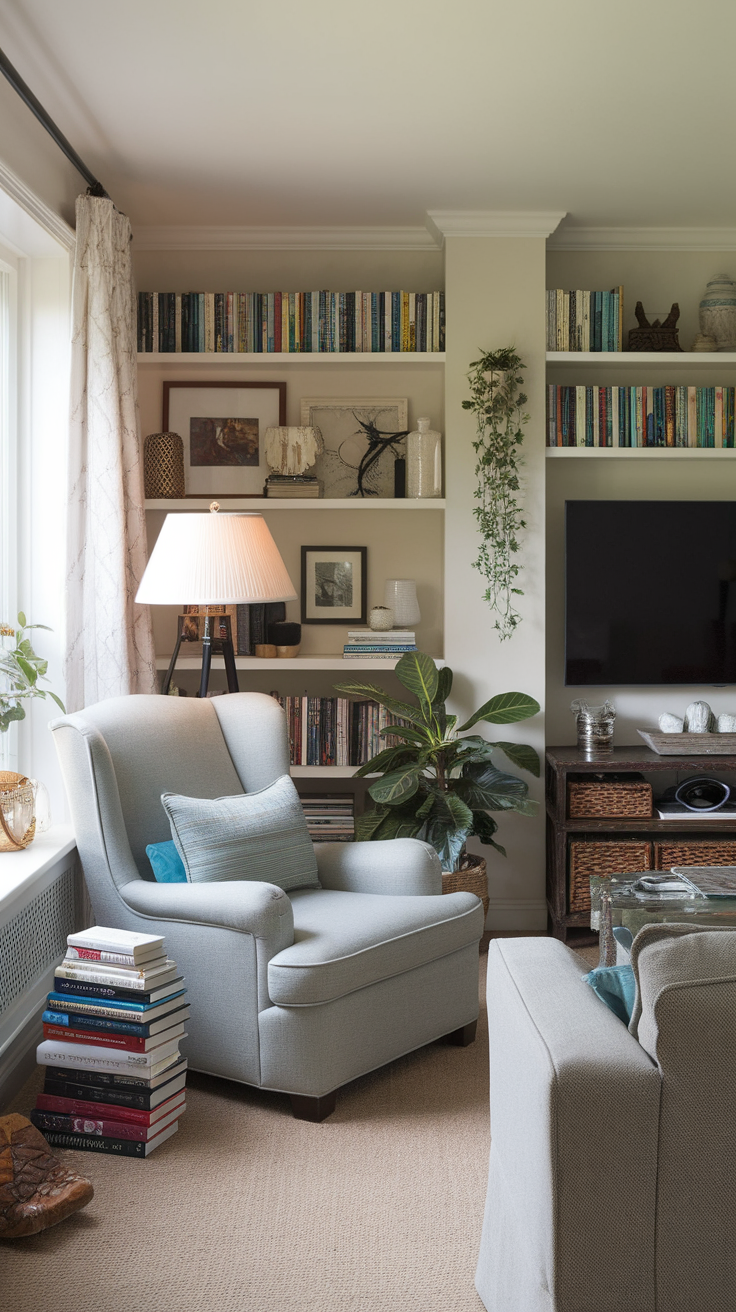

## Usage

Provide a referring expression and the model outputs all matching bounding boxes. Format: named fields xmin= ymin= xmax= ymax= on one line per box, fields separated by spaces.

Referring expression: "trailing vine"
xmin=462 ymin=346 xmax=529 ymax=640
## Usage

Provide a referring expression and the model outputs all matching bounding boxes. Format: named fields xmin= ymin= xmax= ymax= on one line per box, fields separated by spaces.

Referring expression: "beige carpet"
xmin=2 ymin=957 xmax=492 ymax=1312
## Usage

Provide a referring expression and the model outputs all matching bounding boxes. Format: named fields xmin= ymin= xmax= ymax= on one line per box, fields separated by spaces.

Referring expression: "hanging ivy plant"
xmin=462 ymin=346 xmax=529 ymax=640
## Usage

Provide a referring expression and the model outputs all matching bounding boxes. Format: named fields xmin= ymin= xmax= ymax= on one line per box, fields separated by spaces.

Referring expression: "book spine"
xmin=43 ymin=1011 xmax=155 ymax=1039
xmin=31 ymin=1110 xmax=163 ymax=1142
xmin=40 ymin=1130 xmax=160 ymax=1157
xmin=568 ymin=291 xmax=576 ymax=352
xmin=36 ymin=1092 xmax=174 ymax=1122
xmin=67 ymin=947 xmax=152 ymax=966
xmin=55 ymin=964 xmax=171 ymax=989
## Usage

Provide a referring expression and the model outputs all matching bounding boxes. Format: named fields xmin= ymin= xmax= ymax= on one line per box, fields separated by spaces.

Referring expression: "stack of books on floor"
xmin=343 ymin=630 xmax=416 ymax=659
xmin=264 ymin=475 xmax=321 ymax=499
xmin=300 ymin=794 xmax=355 ymax=842
xmin=32 ymin=926 xmax=189 ymax=1158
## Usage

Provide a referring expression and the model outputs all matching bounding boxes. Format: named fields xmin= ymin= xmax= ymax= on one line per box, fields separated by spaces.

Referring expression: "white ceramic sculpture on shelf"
xmin=658 ymin=713 xmax=685 ymax=734
xmin=264 ymin=426 xmax=323 ymax=475
xmin=699 ymin=275 xmax=736 ymax=352
xmin=406 ymin=418 xmax=442 ymax=498
xmin=384 ymin=579 xmax=420 ymax=627
xmin=717 ymin=713 xmax=736 ymax=733
xmin=684 ymin=700 xmax=712 ymax=733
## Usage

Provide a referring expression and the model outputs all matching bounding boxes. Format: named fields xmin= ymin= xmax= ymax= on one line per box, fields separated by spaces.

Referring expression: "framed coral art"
xmin=163 ymin=381 xmax=286 ymax=495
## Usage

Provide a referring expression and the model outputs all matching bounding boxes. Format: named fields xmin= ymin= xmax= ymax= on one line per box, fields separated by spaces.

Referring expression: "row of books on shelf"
xmin=343 ymin=629 xmax=416 ymax=659
xmin=137 ymin=290 xmax=445 ymax=354
xmin=546 ymin=287 xmax=624 ymax=352
xmin=300 ymin=794 xmax=355 ymax=842
xmin=270 ymin=693 xmax=405 ymax=767
xmin=33 ymin=927 xmax=188 ymax=1158
xmin=547 ymin=385 xmax=736 ymax=448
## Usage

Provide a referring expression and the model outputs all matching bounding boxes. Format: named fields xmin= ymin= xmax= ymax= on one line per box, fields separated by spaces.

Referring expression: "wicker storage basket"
xmin=568 ymin=777 xmax=653 ymax=818
xmin=568 ymin=838 xmax=652 ymax=913
xmin=442 ymin=853 xmax=489 ymax=919
xmin=654 ymin=839 xmax=736 ymax=870
xmin=143 ymin=432 xmax=185 ymax=498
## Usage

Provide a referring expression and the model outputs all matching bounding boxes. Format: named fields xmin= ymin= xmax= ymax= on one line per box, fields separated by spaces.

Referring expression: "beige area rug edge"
xmin=2 ymin=959 xmax=491 ymax=1312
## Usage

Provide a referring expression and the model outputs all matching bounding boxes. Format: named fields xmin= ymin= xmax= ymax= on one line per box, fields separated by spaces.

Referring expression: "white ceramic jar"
xmin=384 ymin=580 xmax=421 ymax=626
xmin=699 ymin=275 xmax=736 ymax=351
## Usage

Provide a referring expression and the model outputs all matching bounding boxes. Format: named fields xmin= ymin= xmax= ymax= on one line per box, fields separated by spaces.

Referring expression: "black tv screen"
xmin=565 ymin=501 xmax=736 ymax=686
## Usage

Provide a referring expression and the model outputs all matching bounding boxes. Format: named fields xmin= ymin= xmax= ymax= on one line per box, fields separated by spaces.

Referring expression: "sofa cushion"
xmin=267 ymin=888 xmax=483 ymax=1005
xmin=628 ymin=921 xmax=736 ymax=1056
xmin=161 ymin=774 xmax=320 ymax=892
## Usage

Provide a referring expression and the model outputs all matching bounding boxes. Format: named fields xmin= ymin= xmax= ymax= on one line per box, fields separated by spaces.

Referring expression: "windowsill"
xmin=0 ymin=825 xmax=77 ymax=919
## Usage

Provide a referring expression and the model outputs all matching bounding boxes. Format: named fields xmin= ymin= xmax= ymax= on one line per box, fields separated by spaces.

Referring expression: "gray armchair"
xmin=51 ymin=692 xmax=483 ymax=1120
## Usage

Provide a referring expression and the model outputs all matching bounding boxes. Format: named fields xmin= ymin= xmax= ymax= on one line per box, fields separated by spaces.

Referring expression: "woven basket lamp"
xmin=0 ymin=771 xmax=36 ymax=852
xmin=144 ymin=432 xmax=186 ymax=498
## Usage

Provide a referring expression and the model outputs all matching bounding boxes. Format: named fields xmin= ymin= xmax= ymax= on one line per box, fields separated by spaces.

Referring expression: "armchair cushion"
xmin=268 ymin=887 xmax=483 ymax=1005
xmin=162 ymin=774 xmax=320 ymax=892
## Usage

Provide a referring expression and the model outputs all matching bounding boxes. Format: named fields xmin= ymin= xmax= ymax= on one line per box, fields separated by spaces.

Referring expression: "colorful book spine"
xmin=546 ymin=386 xmax=736 ymax=448
xmin=546 ymin=288 xmax=622 ymax=352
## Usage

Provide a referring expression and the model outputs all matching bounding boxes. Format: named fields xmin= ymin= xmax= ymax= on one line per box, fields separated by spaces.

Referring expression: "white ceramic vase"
xmin=384 ymin=579 xmax=420 ymax=627
xmin=406 ymin=418 xmax=442 ymax=498
xmin=699 ymin=275 xmax=736 ymax=351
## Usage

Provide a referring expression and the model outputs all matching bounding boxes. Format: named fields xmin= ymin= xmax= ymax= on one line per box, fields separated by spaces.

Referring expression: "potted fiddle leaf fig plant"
xmin=334 ymin=652 xmax=539 ymax=895
xmin=0 ymin=613 xmax=65 ymax=732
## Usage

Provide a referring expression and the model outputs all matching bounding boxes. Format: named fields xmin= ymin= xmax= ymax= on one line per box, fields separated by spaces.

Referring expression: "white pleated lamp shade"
xmin=135 ymin=511 xmax=297 ymax=606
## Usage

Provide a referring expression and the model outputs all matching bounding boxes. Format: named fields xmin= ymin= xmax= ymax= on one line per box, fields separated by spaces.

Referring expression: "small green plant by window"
xmin=463 ymin=346 xmax=529 ymax=640
xmin=0 ymin=613 xmax=65 ymax=732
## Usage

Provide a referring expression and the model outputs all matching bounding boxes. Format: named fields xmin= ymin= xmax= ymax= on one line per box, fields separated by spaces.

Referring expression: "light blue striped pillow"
xmin=161 ymin=775 xmax=320 ymax=891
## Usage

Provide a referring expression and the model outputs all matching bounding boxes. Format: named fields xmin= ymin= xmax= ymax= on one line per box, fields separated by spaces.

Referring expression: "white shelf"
xmin=546 ymin=447 xmax=736 ymax=458
xmin=145 ymin=497 xmax=445 ymax=511
xmin=291 ymin=765 xmax=373 ymax=778
xmin=547 ymin=351 xmax=736 ymax=366
xmin=138 ymin=352 xmax=445 ymax=365
xmin=156 ymin=655 xmax=441 ymax=672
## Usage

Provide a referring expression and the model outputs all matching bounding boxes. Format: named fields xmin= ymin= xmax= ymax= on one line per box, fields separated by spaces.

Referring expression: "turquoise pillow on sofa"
xmin=146 ymin=839 xmax=187 ymax=883
xmin=583 ymin=964 xmax=636 ymax=1024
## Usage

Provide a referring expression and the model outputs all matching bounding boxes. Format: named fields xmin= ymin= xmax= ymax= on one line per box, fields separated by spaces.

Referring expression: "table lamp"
xmin=136 ymin=503 xmax=297 ymax=697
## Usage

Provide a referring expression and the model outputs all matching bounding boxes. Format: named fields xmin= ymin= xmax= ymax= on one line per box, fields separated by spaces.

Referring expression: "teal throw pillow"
xmin=161 ymin=774 xmax=320 ymax=892
xmin=583 ymin=963 xmax=636 ymax=1024
xmin=146 ymin=839 xmax=187 ymax=883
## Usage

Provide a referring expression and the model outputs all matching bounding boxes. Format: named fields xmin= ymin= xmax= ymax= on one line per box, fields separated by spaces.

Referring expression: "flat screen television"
xmin=565 ymin=501 xmax=736 ymax=686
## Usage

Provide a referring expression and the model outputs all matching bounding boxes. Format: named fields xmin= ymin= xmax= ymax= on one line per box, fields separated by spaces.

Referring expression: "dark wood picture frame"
xmin=300 ymin=546 xmax=367 ymax=625
xmin=163 ymin=380 xmax=287 ymax=498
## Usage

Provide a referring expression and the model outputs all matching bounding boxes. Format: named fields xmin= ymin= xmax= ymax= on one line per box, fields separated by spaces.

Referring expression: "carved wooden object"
xmin=627 ymin=302 xmax=683 ymax=352
xmin=0 ymin=1114 xmax=93 ymax=1239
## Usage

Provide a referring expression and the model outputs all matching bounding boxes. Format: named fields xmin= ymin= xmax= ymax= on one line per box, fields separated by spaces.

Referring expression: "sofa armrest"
xmin=477 ymin=938 xmax=660 ymax=1312
xmin=121 ymin=879 xmax=294 ymax=944
xmin=314 ymin=838 xmax=442 ymax=895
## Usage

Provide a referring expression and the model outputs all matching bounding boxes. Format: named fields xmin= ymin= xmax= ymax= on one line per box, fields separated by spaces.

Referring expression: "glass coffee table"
xmin=590 ymin=868 xmax=736 ymax=939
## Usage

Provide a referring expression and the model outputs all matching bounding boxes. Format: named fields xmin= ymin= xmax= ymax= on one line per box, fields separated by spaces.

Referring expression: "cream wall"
xmin=0 ymin=78 xmax=80 ymax=227
xmin=132 ymin=248 xmax=444 ymax=294
xmin=444 ymin=236 xmax=547 ymax=931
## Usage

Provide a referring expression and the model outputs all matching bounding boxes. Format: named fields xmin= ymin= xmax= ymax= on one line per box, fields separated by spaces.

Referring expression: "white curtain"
xmin=65 ymin=194 xmax=156 ymax=711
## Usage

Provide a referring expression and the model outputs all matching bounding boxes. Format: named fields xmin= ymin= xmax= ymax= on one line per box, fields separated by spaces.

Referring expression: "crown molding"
xmin=132 ymin=224 xmax=438 ymax=252
xmin=0 ymin=158 xmax=75 ymax=253
xmin=426 ymin=210 xmax=566 ymax=244
xmin=549 ymin=225 xmax=736 ymax=251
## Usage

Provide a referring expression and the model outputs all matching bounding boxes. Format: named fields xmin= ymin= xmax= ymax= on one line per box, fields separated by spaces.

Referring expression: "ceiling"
xmin=1 ymin=0 xmax=736 ymax=234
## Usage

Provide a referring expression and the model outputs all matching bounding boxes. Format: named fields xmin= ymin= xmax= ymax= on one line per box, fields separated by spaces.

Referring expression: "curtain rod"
xmin=0 ymin=45 xmax=108 ymax=198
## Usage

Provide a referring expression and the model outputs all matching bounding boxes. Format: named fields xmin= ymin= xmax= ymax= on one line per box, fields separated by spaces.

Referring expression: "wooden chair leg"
xmin=290 ymin=1090 xmax=337 ymax=1122
xmin=446 ymin=1020 xmax=477 ymax=1047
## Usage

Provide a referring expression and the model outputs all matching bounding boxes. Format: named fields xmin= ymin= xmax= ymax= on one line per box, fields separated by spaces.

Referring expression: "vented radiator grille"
xmin=0 ymin=864 xmax=77 ymax=1013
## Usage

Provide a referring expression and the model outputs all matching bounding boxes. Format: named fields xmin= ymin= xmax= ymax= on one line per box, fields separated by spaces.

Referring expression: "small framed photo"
xmin=299 ymin=397 xmax=408 ymax=498
xmin=300 ymin=547 xmax=367 ymax=625
xmin=163 ymin=381 xmax=286 ymax=496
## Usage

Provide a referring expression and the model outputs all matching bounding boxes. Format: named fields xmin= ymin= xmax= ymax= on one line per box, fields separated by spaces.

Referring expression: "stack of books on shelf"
xmin=546 ymin=288 xmax=623 ymax=352
xmin=32 ymin=927 xmax=188 ymax=1158
xmin=264 ymin=474 xmax=321 ymax=499
xmin=300 ymin=794 xmax=355 ymax=842
xmin=270 ymin=694 xmax=411 ymax=767
xmin=343 ymin=630 xmax=416 ymax=659
xmin=137 ymin=290 xmax=445 ymax=354
xmin=547 ymin=384 xmax=736 ymax=448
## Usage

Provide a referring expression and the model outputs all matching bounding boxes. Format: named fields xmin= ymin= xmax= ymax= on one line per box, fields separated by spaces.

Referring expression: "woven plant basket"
xmin=568 ymin=779 xmax=652 ymax=818
xmin=442 ymin=853 xmax=489 ymax=918
xmin=0 ymin=771 xmax=36 ymax=852
xmin=568 ymin=838 xmax=652 ymax=913
xmin=144 ymin=432 xmax=185 ymax=498
xmin=654 ymin=839 xmax=736 ymax=870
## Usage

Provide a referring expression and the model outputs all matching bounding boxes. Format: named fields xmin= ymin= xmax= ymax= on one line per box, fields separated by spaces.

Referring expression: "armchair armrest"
xmin=314 ymin=838 xmax=442 ymax=895
xmin=477 ymin=938 xmax=660 ymax=1312
xmin=121 ymin=879 xmax=294 ymax=944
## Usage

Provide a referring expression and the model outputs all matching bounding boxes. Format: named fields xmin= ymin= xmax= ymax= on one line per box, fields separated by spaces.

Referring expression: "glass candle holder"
xmin=570 ymin=699 xmax=616 ymax=754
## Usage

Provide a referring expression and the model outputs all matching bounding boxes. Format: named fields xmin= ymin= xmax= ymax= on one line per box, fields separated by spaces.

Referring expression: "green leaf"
xmin=366 ymin=808 xmax=424 ymax=842
xmin=353 ymin=745 xmax=419 ymax=778
xmin=470 ymin=811 xmax=499 ymax=845
xmin=17 ymin=611 xmax=26 ymax=627
xmin=0 ymin=704 xmax=25 ymax=731
xmin=393 ymin=652 xmax=438 ymax=714
xmin=333 ymin=681 xmax=425 ymax=728
xmin=489 ymin=741 xmax=540 ymax=777
xmin=355 ymin=806 xmax=391 ymax=841
xmin=416 ymin=796 xmax=473 ymax=871
xmin=458 ymin=691 xmax=540 ymax=732
xmin=379 ymin=724 xmax=429 ymax=747
xmin=15 ymin=656 xmax=37 ymax=685
xmin=458 ymin=763 xmax=530 ymax=811
xmin=435 ymin=665 xmax=453 ymax=705
xmin=47 ymin=691 xmax=66 ymax=712
xmin=368 ymin=767 xmax=420 ymax=806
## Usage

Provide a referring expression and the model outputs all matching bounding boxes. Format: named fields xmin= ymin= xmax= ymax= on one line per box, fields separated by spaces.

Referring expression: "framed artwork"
xmin=299 ymin=397 xmax=408 ymax=498
xmin=300 ymin=547 xmax=367 ymax=625
xmin=163 ymin=381 xmax=286 ymax=496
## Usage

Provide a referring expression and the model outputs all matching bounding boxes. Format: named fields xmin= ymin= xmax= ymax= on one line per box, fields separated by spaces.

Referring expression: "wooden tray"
xmin=638 ymin=730 xmax=736 ymax=756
